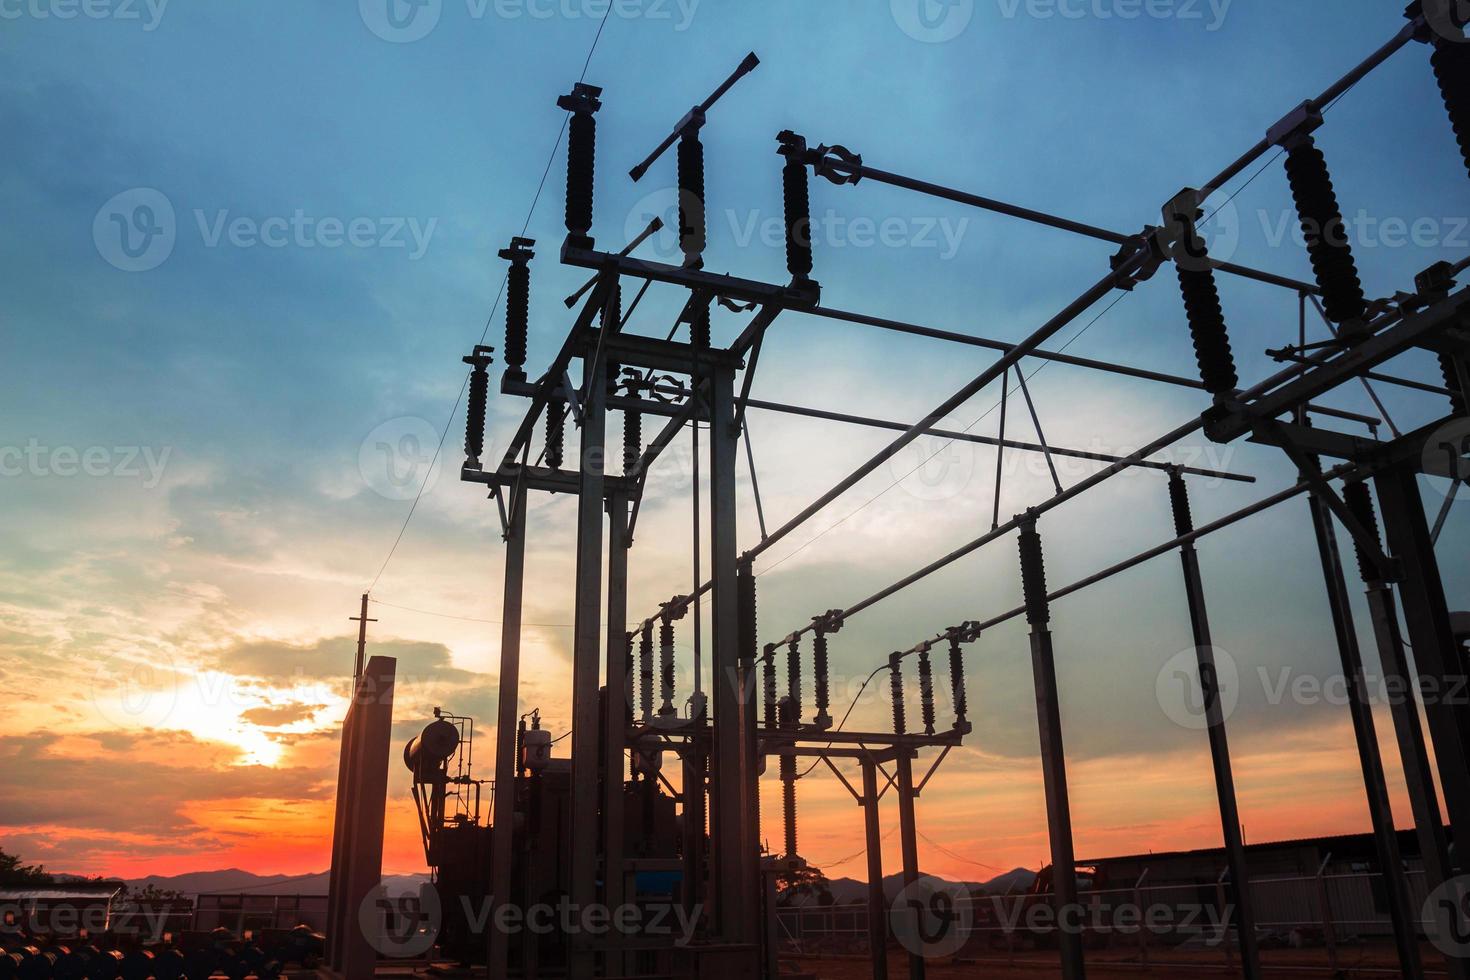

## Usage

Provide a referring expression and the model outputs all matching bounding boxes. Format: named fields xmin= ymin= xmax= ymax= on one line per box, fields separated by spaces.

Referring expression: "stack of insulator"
xmin=779 ymin=699 xmax=798 ymax=859
xmin=503 ymin=255 xmax=530 ymax=375
xmin=1342 ymin=480 xmax=1386 ymax=585
xmin=639 ymin=623 xmax=654 ymax=721
xmin=558 ymin=84 xmax=601 ymax=247
xmin=1440 ymin=353 xmax=1467 ymax=415
xmin=812 ymin=630 xmax=832 ymax=727
xmin=738 ymin=562 xmax=757 ymax=665
xmin=623 ymin=404 xmax=643 ymax=476
xmin=949 ymin=636 xmax=968 ymax=725
xmin=545 ymin=408 xmax=565 ymax=470
xmin=1283 ymin=134 xmax=1367 ymax=327
xmin=762 ymin=646 xmax=778 ymax=728
xmin=690 ymin=303 xmax=711 ymax=351
xmin=1019 ymin=521 xmax=1050 ymax=628
xmin=889 ymin=653 xmax=906 ymax=735
xmin=1431 ymin=35 xmax=1470 ymax=180
xmin=786 ymin=638 xmax=801 ymax=723
xmin=659 ymin=617 xmax=676 ymax=716
xmin=918 ymin=646 xmax=936 ymax=735
xmin=1169 ymin=470 xmax=1195 ymax=538
xmin=779 ymin=136 xmax=814 ymax=283
xmin=463 ymin=348 xmax=492 ymax=468
xmin=678 ymin=130 xmax=707 ymax=269
xmin=1164 ymin=194 xmax=1237 ymax=396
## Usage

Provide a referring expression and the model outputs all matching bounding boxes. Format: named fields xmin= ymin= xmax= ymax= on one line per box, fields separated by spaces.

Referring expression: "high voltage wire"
xmin=365 ymin=9 xmax=614 ymax=594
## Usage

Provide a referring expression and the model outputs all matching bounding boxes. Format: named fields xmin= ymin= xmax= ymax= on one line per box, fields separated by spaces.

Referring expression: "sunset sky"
xmin=3 ymin=0 xmax=1468 ymax=885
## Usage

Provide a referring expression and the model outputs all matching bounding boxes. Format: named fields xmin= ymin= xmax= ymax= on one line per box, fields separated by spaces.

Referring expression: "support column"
xmin=487 ymin=492 xmax=526 ymax=979
xmin=602 ymin=492 xmax=630 ymax=977
xmin=707 ymin=362 xmax=754 ymax=946
xmin=568 ymin=348 xmax=608 ymax=977
xmin=1018 ymin=518 xmax=1086 ymax=980
xmin=1305 ymin=486 xmax=1424 ymax=979
xmin=1375 ymin=461 xmax=1470 ymax=864
xmin=862 ymin=757 xmax=889 ymax=980
xmin=1169 ymin=472 xmax=1261 ymax=980
xmin=681 ymin=745 xmax=706 ymax=918
xmin=895 ymin=752 xmax=925 ymax=980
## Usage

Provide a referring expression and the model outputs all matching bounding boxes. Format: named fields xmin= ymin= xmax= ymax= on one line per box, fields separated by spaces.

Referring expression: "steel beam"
xmin=861 ymin=757 xmax=890 ymax=980
xmin=601 ymin=492 xmax=630 ymax=977
xmin=1374 ymin=462 xmax=1470 ymax=869
xmin=1304 ymin=488 xmax=1424 ymax=978
xmin=566 ymin=346 xmax=607 ymax=977
xmin=895 ymin=753 xmax=925 ymax=980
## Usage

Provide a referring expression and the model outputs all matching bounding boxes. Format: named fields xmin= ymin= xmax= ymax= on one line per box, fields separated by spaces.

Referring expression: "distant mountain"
xmin=122 ymin=869 xmax=429 ymax=898
xmin=797 ymin=871 xmax=998 ymax=907
xmin=978 ymin=867 xmax=1037 ymax=894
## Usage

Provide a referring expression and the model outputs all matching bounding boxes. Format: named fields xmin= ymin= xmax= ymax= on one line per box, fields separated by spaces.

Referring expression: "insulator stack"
xmin=949 ymin=635 xmax=968 ymax=725
xmin=1283 ymin=134 xmax=1368 ymax=326
xmin=1439 ymin=352 xmax=1467 ymax=415
xmin=659 ymin=617 xmax=676 ymax=717
xmin=812 ymin=630 xmax=832 ymax=728
xmin=1342 ymin=480 xmax=1386 ymax=585
xmin=1019 ymin=520 xmax=1051 ymax=627
xmin=677 ymin=130 xmax=707 ymax=269
xmin=690 ymin=303 xmax=711 ymax=351
xmin=545 ymin=407 xmax=565 ymax=470
xmin=918 ymin=646 xmax=936 ymax=735
xmin=623 ymin=404 xmax=643 ymax=475
xmin=557 ymin=84 xmax=602 ymax=249
xmin=1431 ymin=37 xmax=1470 ymax=180
xmin=639 ymin=623 xmax=654 ymax=722
xmin=889 ymin=652 xmax=907 ymax=735
xmin=462 ymin=346 xmax=493 ymax=468
xmin=779 ymin=698 xmax=798 ymax=859
xmin=499 ymin=238 xmax=534 ymax=377
xmin=777 ymin=132 xmax=814 ymax=284
xmin=738 ymin=561 xmax=757 ymax=666
xmin=1163 ymin=192 xmax=1238 ymax=396
xmin=1168 ymin=470 xmax=1195 ymax=538
xmin=786 ymin=638 xmax=802 ymax=723
xmin=763 ymin=645 xmax=778 ymax=728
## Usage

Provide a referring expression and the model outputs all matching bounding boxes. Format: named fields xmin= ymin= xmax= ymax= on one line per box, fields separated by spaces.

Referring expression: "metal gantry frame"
xmin=454 ymin=7 xmax=1470 ymax=977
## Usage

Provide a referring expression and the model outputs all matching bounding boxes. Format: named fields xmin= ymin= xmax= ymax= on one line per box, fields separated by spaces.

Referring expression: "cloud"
xmin=240 ymin=702 xmax=325 ymax=727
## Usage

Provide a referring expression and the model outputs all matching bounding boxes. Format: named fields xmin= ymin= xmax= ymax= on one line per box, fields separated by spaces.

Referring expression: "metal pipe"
xmin=486 ymin=491 xmax=526 ymax=979
xmin=895 ymin=753 xmax=925 ymax=980
xmin=601 ymin=492 xmax=630 ymax=977
xmin=861 ymin=757 xmax=889 ymax=980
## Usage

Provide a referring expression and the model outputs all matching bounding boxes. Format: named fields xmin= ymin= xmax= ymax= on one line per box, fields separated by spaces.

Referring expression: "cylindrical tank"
xmin=403 ymin=719 xmax=459 ymax=775
xmin=519 ymin=727 xmax=552 ymax=773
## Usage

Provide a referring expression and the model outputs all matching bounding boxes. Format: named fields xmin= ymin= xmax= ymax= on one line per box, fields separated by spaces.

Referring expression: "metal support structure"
xmin=1375 ymin=461 xmax=1470 ymax=863
xmin=1303 ymin=483 xmax=1424 ymax=978
xmin=861 ymin=757 xmax=889 ymax=980
xmin=1169 ymin=473 xmax=1262 ymax=980
xmin=895 ymin=752 xmax=925 ymax=980
xmin=601 ymin=491 xmax=630 ymax=977
xmin=566 ymin=346 xmax=608 ymax=977
xmin=486 ymin=492 xmax=526 ymax=979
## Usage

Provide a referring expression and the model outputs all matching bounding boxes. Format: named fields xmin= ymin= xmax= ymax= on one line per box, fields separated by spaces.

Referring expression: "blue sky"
xmin=2 ymin=0 xmax=1468 ymax=877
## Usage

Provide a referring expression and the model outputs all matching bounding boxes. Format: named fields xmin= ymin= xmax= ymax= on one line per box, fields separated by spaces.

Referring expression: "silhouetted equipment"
xmin=421 ymin=10 xmax=1470 ymax=978
xmin=501 ymin=238 xmax=534 ymax=380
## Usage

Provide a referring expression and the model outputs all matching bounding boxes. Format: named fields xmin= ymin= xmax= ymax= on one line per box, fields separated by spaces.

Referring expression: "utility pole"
xmin=350 ymin=593 xmax=376 ymax=683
